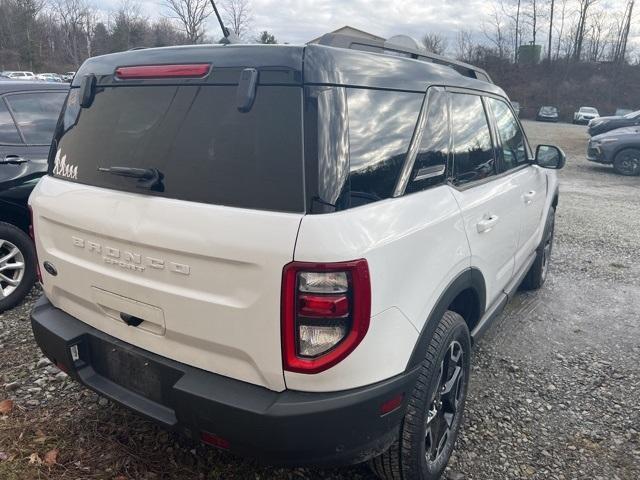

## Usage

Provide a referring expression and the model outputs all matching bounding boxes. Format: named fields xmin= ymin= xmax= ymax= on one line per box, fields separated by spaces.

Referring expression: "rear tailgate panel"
xmin=31 ymin=177 xmax=303 ymax=391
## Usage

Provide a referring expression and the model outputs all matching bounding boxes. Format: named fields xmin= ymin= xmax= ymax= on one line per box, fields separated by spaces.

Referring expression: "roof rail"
xmin=316 ymin=33 xmax=493 ymax=84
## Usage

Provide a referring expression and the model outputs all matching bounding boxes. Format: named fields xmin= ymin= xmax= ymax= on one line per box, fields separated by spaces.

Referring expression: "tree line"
xmin=0 ymin=0 xmax=269 ymax=72
xmin=422 ymin=0 xmax=637 ymax=65
xmin=423 ymin=0 xmax=639 ymax=118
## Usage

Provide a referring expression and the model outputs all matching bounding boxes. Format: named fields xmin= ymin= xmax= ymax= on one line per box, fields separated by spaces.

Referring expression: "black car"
xmin=537 ymin=105 xmax=559 ymax=122
xmin=0 ymin=81 xmax=68 ymax=311
xmin=588 ymin=110 xmax=640 ymax=136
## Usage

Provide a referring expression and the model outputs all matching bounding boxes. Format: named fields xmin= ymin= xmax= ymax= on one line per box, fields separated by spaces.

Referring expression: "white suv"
xmin=29 ymin=38 xmax=564 ymax=479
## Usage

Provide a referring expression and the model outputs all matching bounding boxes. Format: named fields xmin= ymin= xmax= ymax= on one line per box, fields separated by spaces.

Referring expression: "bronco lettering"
xmin=71 ymin=236 xmax=190 ymax=275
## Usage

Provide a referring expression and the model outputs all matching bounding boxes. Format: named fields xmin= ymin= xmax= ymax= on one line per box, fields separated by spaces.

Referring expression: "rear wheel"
xmin=612 ymin=148 xmax=640 ymax=176
xmin=521 ymin=207 xmax=555 ymax=290
xmin=370 ymin=311 xmax=471 ymax=480
xmin=0 ymin=222 xmax=36 ymax=312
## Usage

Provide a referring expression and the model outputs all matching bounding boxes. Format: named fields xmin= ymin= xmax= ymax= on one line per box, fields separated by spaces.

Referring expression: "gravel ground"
xmin=1 ymin=121 xmax=638 ymax=479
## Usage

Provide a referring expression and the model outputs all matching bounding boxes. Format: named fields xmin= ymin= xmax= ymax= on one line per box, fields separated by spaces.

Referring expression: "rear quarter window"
xmin=345 ymin=88 xmax=422 ymax=206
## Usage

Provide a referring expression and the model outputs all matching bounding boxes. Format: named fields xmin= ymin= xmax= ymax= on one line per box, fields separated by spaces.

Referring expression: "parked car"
xmin=588 ymin=110 xmax=640 ymax=136
xmin=537 ymin=105 xmax=559 ymax=122
xmin=0 ymin=81 xmax=69 ymax=311
xmin=615 ymin=108 xmax=633 ymax=116
xmin=36 ymin=73 xmax=63 ymax=82
xmin=3 ymin=71 xmax=36 ymax=80
xmin=587 ymin=126 xmax=640 ymax=176
xmin=573 ymin=106 xmax=599 ymax=124
xmin=61 ymin=71 xmax=76 ymax=82
xmin=511 ymin=101 xmax=521 ymax=117
xmin=28 ymin=40 xmax=564 ymax=480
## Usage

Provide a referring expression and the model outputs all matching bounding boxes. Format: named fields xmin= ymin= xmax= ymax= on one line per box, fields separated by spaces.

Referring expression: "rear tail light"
xmin=281 ymin=260 xmax=371 ymax=374
xmin=200 ymin=431 xmax=230 ymax=450
xmin=28 ymin=206 xmax=42 ymax=283
xmin=115 ymin=64 xmax=211 ymax=79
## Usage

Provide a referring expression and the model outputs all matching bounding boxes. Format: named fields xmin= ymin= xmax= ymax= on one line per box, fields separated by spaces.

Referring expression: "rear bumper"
xmin=30 ymin=295 xmax=418 ymax=466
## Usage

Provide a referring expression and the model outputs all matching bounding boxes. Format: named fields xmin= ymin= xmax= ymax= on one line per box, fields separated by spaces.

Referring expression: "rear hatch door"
xmin=30 ymin=46 xmax=306 ymax=391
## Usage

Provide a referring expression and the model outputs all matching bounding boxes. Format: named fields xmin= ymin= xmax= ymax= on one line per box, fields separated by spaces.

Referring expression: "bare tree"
xmin=51 ymin=0 xmax=97 ymax=65
xmin=455 ymin=29 xmax=476 ymax=62
xmin=483 ymin=5 xmax=510 ymax=59
xmin=613 ymin=0 xmax=635 ymax=63
xmin=255 ymin=30 xmax=276 ymax=44
xmin=523 ymin=0 xmax=539 ymax=45
xmin=422 ymin=33 xmax=448 ymax=55
xmin=220 ymin=0 xmax=252 ymax=40
xmin=163 ymin=0 xmax=211 ymax=44
xmin=554 ymin=0 xmax=571 ymax=59
xmin=547 ymin=0 xmax=555 ymax=61
xmin=573 ymin=0 xmax=599 ymax=60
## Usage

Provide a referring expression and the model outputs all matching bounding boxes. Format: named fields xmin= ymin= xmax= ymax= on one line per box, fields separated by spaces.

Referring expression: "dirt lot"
xmin=1 ymin=121 xmax=639 ymax=480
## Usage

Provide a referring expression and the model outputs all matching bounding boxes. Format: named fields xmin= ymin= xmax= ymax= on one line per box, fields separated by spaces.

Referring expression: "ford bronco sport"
xmin=29 ymin=34 xmax=565 ymax=479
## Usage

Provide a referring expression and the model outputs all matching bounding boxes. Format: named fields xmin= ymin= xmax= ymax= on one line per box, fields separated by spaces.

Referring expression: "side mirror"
xmin=535 ymin=145 xmax=566 ymax=169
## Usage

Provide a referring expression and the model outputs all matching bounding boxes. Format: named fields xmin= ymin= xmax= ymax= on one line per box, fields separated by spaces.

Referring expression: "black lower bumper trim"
xmin=30 ymin=295 xmax=419 ymax=466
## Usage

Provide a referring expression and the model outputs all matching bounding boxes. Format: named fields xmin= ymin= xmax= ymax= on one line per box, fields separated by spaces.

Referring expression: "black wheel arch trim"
xmin=612 ymin=146 xmax=640 ymax=161
xmin=406 ymin=268 xmax=486 ymax=370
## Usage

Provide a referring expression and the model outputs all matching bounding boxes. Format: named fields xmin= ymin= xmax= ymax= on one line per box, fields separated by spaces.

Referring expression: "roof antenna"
xmin=210 ymin=0 xmax=240 ymax=44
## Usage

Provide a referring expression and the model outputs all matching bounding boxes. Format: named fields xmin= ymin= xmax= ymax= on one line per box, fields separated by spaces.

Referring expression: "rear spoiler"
xmin=316 ymin=33 xmax=493 ymax=84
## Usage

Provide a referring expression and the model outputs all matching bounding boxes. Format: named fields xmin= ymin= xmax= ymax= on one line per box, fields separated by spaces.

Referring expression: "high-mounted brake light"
xmin=115 ymin=64 xmax=211 ymax=80
xmin=281 ymin=259 xmax=371 ymax=374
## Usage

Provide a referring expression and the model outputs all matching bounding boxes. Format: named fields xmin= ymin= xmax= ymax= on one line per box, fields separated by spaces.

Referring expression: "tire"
xmin=0 ymin=222 xmax=37 ymax=312
xmin=612 ymin=148 xmax=640 ymax=176
xmin=521 ymin=207 xmax=555 ymax=291
xmin=370 ymin=311 xmax=471 ymax=480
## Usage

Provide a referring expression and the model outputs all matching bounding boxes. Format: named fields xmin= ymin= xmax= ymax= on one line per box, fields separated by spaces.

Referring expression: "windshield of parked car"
xmin=541 ymin=106 xmax=557 ymax=114
xmin=623 ymin=110 xmax=640 ymax=119
xmin=581 ymin=107 xmax=598 ymax=114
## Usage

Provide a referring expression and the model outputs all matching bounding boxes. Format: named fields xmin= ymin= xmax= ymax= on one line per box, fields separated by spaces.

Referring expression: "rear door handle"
xmin=1 ymin=155 xmax=28 ymax=165
xmin=477 ymin=215 xmax=499 ymax=233
xmin=523 ymin=190 xmax=536 ymax=204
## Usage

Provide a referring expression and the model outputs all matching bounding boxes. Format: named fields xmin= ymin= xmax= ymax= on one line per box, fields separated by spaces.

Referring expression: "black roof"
xmin=72 ymin=43 xmax=506 ymax=98
xmin=0 ymin=81 xmax=69 ymax=94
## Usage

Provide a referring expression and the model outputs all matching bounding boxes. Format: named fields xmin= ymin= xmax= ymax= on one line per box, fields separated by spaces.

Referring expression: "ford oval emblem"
xmin=43 ymin=261 xmax=58 ymax=276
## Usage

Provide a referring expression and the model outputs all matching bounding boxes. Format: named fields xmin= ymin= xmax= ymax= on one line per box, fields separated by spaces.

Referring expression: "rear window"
xmin=52 ymin=85 xmax=304 ymax=212
xmin=6 ymin=91 xmax=66 ymax=144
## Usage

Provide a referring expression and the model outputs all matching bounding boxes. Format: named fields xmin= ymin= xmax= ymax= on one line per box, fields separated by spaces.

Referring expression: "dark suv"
xmin=0 ymin=81 xmax=68 ymax=311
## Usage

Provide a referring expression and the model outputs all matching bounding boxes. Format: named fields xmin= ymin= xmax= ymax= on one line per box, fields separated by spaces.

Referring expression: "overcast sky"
xmin=100 ymin=0 xmax=639 ymax=52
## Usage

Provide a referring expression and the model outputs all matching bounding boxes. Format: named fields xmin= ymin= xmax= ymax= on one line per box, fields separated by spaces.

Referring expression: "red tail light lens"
xmin=115 ymin=64 xmax=211 ymax=79
xmin=281 ymin=259 xmax=371 ymax=374
xmin=200 ymin=431 xmax=230 ymax=450
xmin=28 ymin=206 xmax=42 ymax=283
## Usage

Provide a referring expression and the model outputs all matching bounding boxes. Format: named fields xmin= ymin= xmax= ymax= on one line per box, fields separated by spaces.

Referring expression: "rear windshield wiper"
xmin=98 ymin=166 xmax=164 ymax=192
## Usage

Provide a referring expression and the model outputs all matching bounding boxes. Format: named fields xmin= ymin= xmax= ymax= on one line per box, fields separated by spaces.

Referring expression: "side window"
xmin=5 ymin=92 xmax=66 ymax=145
xmin=346 ymin=88 xmax=422 ymax=205
xmin=405 ymin=89 xmax=449 ymax=194
xmin=450 ymin=93 xmax=496 ymax=186
xmin=487 ymin=98 xmax=528 ymax=170
xmin=0 ymin=100 xmax=22 ymax=144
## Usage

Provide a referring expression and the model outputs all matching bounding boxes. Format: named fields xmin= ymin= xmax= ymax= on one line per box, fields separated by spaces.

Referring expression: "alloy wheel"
xmin=0 ymin=239 xmax=26 ymax=299
xmin=425 ymin=340 xmax=465 ymax=464
xmin=616 ymin=151 xmax=640 ymax=176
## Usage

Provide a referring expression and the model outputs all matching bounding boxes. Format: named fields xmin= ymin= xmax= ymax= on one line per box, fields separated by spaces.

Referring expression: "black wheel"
xmin=612 ymin=148 xmax=640 ymax=176
xmin=370 ymin=311 xmax=471 ymax=480
xmin=521 ymin=207 xmax=555 ymax=291
xmin=0 ymin=222 xmax=37 ymax=312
